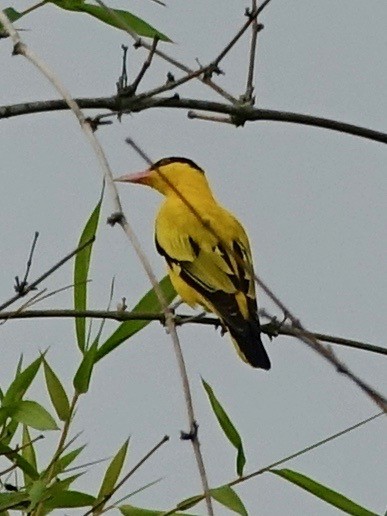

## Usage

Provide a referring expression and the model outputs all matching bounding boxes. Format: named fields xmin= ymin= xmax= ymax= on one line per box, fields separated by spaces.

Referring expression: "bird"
xmin=115 ymin=157 xmax=271 ymax=370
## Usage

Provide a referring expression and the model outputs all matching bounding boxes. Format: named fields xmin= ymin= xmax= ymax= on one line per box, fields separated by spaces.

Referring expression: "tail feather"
xmin=227 ymin=319 xmax=271 ymax=370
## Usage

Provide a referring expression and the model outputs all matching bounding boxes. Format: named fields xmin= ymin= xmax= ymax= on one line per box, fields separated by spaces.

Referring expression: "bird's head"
xmin=115 ymin=157 xmax=211 ymax=197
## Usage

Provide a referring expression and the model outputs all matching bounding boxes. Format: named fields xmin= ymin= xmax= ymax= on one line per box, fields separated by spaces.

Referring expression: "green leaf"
xmin=43 ymin=359 xmax=70 ymax=421
xmin=27 ymin=479 xmax=47 ymax=510
xmin=73 ymin=340 xmax=98 ymax=394
xmin=22 ymin=425 xmax=38 ymax=485
xmin=51 ymin=445 xmax=86 ymax=476
xmin=0 ymin=442 xmax=39 ymax=480
xmin=0 ymin=492 xmax=29 ymax=511
xmin=3 ymin=356 xmax=42 ymax=406
xmin=270 ymin=469 xmax=378 ymax=516
xmin=175 ymin=494 xmax=204 ymax=511
xmin=96 ymin=275 xmax=176 ymax=362
xmin=49 ymin=1 xmax=170 ymax=41
xmin=202 ymin=379 xmax=246 ymax=476
xmin=73 ymin=198 xmax=102 ymax=352
xmin=11 ymin=400 xmax=58 ymax=431
xmin=44 ymin=490 xmax=95 ymax=509
xmin=47 ymin=473 xmax=83 ymax=495
xmin=119 ymin=505 xmax=195 ymax=516
xmin=211 ymin=485 xmax=247 ymax=516
xmin=97 ymin=438 xmax=129 ymax=502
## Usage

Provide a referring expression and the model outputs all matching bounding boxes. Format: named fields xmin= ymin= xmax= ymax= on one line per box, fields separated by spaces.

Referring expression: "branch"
xmin=0 ymin=309 xmax=385 ymax=357
xmin=1 ymin=96 xmax=387 ymax=145
xmin=0 ymin=237 xmax=95 ymax=313
xmin=163 ymin=411 xmax=385 ymax=515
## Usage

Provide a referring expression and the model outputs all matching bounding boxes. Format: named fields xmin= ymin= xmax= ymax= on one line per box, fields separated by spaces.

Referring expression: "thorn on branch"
xmin=107 ymin=211 xmax=125 ymax=226
xmin=166 ymin=72 xmax=175 ymax=83
xmin=12 ymin=41 xmax=25 ymax=56
xmin=133 ymin=38 xmax=142 ymax=49
xmin=116 ymin=45 xmax=129 ymax=94
xmin=203 ymin=63 xmax=224 ymax=82
xmin=85 ymin=116 xmax=113 ymax=132
xmin=181 ymin=421 xmax=198 ymax=441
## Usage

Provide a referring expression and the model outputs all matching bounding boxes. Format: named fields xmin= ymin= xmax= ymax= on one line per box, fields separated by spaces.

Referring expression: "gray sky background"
xmin=0 ymin=1 xmax=386 ymax=514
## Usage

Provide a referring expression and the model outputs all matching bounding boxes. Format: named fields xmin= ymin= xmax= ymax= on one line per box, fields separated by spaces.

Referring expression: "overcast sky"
xmin=0 ymin=1 xmax=386 ymax=514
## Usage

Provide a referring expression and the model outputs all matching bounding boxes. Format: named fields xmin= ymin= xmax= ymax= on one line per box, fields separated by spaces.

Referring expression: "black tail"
xmin=227 ymin=318 xmax=271 ymax=370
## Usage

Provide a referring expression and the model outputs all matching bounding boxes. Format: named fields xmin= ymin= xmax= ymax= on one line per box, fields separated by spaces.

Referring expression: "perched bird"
xmin=115 ymin=157 xmax=270 ymax=370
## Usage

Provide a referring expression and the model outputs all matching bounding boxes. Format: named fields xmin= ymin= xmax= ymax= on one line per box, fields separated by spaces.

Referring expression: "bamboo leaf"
xmin=3 ymin=356 xmax=42 ymax=406
xmin=0 ymin=442 xmax=39 ymax=480
xmin=73 ymin=340 xmax=98 ymax=394
xmin=51 ymin=445 xmax=86 ymax=476
xmin=270 ymin=469 xmax=378 ymax=516
xmin=22 ymin=425 xmax=38 ymax=485
xmin=0 ymin=492 xmax=29 ymax=511
xmin=43 ymin=490 xmax=95 ymax=509
xmin=11 ymin=400 xmax=58 ymax=431
xmin=96 ymin=275 xmax=176 ymax=362
xmin=202 ymin=379 xmax=246 ymax=476
xmin=211 ymin=485 xmax=247 ymax=516
xmin=98 ymin=438 xmax=129 ymax=501
xmin=73 ymin=198 xmax=102 ymax=353
xmin=43 ymin=359 xmax=70 ymax=421
xmin=49 ymin=1 xmax=170 ymax=41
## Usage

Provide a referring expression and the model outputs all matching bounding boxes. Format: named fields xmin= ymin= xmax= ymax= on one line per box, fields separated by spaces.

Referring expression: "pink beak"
xmin=114 ymin=168 xmax=151 ymax=185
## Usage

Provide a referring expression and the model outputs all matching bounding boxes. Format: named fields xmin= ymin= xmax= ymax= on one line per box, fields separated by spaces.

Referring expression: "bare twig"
xmin=209 ymin=0 xmax=272 ymax=78
xmin=242 ymin=0 xmax=262 ymax=104
xmin=84 ymin=435 xmax=169 ymax=516
xmin=14 ymin=231 xmax=39 ymax=295
xmin=120 ymin=36 xmax=159 ymax=96
xmin=187 ymin=111 xmax=234 ymax=124
xmin=0 ymin=237 xmax=95 ymax=313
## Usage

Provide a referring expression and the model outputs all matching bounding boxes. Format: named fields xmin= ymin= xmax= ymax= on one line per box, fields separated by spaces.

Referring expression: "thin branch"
xmin=84 ymin=435 xmax=169 ymax=516
xmin=187 ymin=111 xmax=234 ymax=124
xmin=163 ymin=411 xmax=385 ymax=514
xmin=14 ymin=231 xmax=39 ymax=295
xmin=210 ymin=0 xmax=272 ymax=77
xmin=124 ymin=137 xmax=214 ymax=515
xmin=0 ymin=237 xmax=95 ymax=313
xmin=242 ymin=0 xmax=261 ymax=104
xmin=2 ymin=96 xmax=387 ymax=145
xmin=0 ymin=309 xmax=385 ymax=357
xmin=120 ymin=36 xmax=159 ymax=96
xmin=230 ymin=412 xmax=385 ymax=487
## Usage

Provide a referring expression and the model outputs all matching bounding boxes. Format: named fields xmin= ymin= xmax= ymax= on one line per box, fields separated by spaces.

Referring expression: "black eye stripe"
xmin=151 ymin=157 xmax=205 ymax=174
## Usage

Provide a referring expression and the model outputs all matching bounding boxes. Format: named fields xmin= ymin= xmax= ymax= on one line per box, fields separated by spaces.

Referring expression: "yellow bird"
xmin=116 ymin=157 xmax=270 ymax=370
